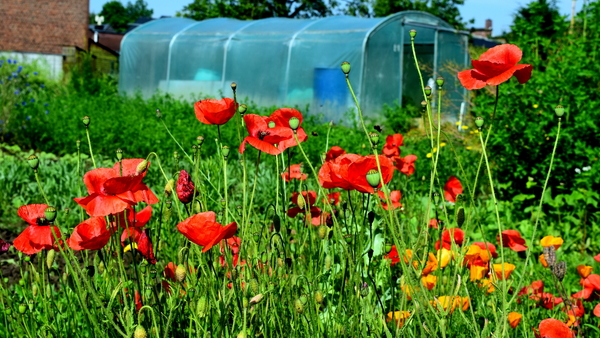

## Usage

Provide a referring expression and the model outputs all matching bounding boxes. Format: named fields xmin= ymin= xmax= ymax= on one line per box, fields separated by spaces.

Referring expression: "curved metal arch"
xmin=221 ymin=20 xmax=261 ymax=90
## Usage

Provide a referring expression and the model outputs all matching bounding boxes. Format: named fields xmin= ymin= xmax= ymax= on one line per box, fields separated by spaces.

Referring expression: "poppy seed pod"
xmin=424 ymin=86 xmax=432 ymax=96
xmin=133 ymin=325 xmax=147 ymax=338
xmin=475 ymin=117 xmax=484 ymax=128
xmin=196 ymin=136 xmax=204 ymax=146
xmin=552 ymin=261 xmax=567 ymax=281
xmin=164 ymin=179 xmax=174 ymax=196
xmin=82 ymin=116 xmax=90 ymax=127
xmin=46 ymin=249 xmax=56 ymax=269
xmin=341 ymin=61 xmax=351 ymax=75
xmin=249 ymin=293 xmax=264 ymax=306
xmin=366 ymin=169 xmax=380 ymax=189
xmin=294 ymin=298 xmax=305 ymax=313
xmin=18 ymin=304 xmax=26 ymax=314
xmin=317 ymin=225 xmax=328 ymax=240
xmin=421 ymin=100 xmax=427 ymax=111
xmin=409 ymin=29 xmax=417 ymax=38
xmin=116 ymin=148 xmax=123 ymax=161
xmin=44 ymin=206 xmax=57 ymax=222
xmin=156 ymin=109 xmax=162 ymax=118
xmin=76 ymin=139 xmax=81 ymax=149
xmin=315 ymin=290 xmax=324 ymax=304
xmin=238 ymin=104 xmax=247 ymax=115
xmin=325 ymin=255 xmax=332 ymax=271
xmin=231 ymin=82 xmax=237 ymax=91
xmin=289 ymin=117 xmax=300 ymax=131
xmin=221 ymin=146 xmax=230 ymax=159
xmin=268 ymin=121 xmax=276 ymax=128
xmin=296 ymin=193 xmax=306 ymax=210
xmin=27 ymin=154 xmax=39 ymax=170
xmin=436 ymin=76 xmax=445 ymax=88
xmin=135 ymin=160 xmax=149 ymax=175
xmin=555 ymin=105 xmax=565 ymax=117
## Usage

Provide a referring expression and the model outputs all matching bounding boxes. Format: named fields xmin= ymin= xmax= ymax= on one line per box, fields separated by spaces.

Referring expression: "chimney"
xmin=485 ymin=19 xmax=492 ymax=31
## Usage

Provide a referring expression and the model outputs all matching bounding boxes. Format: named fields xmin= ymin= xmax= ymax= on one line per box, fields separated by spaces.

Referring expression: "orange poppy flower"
xmin=540 ymin=235 xmax=564 ymax=250
xmin=386 ymin=311 xmax=411 ymax=328
xmin=431 ymin=296 xmax=469 ymax=313
xmin=457 ymin=44 xmax=533 ymax=90
xmin=421 ymin=275 xmax=437 ymax=290
xmin=539 ymin=254 xmax=549 ymax=268
xmin=194 ymin=98 xmax=237 ymax=125
xmin=577 ymin=265 xmax=593 ymax=279
xmin=177 ymin=211 xmax=237 ymax=252
xmin=470 ymin=265 xmax=488 ymax=281
xmin=507 ymin=312 xmax=522 ymax=328
xmin=493 ymin=263 xmax=516 ymax=280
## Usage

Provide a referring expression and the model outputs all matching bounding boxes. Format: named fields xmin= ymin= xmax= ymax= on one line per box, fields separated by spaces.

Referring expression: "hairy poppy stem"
xmin=473 ymin=85 xmax=500 ymax=193
xmin=159 ymin=119 xmax=193 ymax=164
xmin=85 ymin=127 xmax=97 ymax=169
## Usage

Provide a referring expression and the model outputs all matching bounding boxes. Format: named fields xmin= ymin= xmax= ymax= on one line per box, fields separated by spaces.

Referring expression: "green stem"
xmin=34 ymin=171 xmax=50 ymax=206
xmin=473 ymin=86 xmax=500 ymax=193
xmin=159 ymin=118 xmax=193 ymax=163
xmin=85 ymin=127 xmax=97 ymax=168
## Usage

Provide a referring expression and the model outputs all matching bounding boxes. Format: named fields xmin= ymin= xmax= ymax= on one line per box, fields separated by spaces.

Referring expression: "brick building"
xmin=0 ymin=0 xmax=90 ymax=78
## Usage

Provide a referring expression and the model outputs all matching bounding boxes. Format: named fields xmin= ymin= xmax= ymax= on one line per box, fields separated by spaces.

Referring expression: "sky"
xmin=89 ymin=0 xmax=584 ymax=36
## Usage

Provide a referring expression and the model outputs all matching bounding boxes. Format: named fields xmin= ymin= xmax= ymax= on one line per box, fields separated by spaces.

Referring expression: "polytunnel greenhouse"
xmin=120 ymin=11 xmax=469 ymax=121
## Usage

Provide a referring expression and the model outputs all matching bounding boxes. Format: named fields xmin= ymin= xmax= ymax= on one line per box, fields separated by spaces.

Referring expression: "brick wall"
xmin=0 ymin=0 xmax=89 ymax=55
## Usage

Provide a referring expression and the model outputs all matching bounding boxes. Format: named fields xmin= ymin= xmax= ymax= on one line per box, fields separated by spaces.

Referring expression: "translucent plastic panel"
xmin=120 ymin=18 xmax=196 ymax=97
xmin=437 ymin=31 xmax=469 ymax=119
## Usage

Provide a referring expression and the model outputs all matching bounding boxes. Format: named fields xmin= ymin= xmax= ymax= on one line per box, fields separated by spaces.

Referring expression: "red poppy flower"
xmin=325 ymin=146 xmax=346 ymax=162
xmin=378 ymin=190 xmax=402 ymax=210
xmin=539 ymin=293 xmax=563 ymax=310
xmin=567 ymin=299 xmax=585 ymax=318
xmin=384 ymin=245 xmax=400 ymax=266
xmin=443 ymin=176 xmax=463 ymax=203
xmin=472 ymin=242 xmax=498 ymax=259
xmin=194 ymin=98 xmax=237 ymax=125
xmin=324 ymin=192 xmax=341 ymax=205
xmin=572 ymin=274 xmax=600 ymax=300
xmin=134 ymin=290 xmax=143 ymax=312
xmin=429 ymin=219 xmax=439 ymax=229
xmin=537 ymin=318 xmax=574 ymax=338
xmin=67 ymin=217 xmax=112 ymax=250
xmin=594 ymin=253 xmax=600 ymax=262
xmin=164 ymin=262 xmax=177 ymax=281
xmin=287 ymin=191 xmax=322 ymax=226
xmin=75 ymin=159 xmax=158 ymax=217
xmin=383 ymin=134 xmax=404 ymax=158
xmin=239 ymin=114 xmax=294 ymax=155
xmin=136 ymin=229 xmax=157 ymax=264
xmin=13 ymin=204 xmax=62 ymax=255
xmin=518 ymin=280 xmax=544 ymax=298
xmin=435 ymin=228 xmax=465 ymax=250
xmin=113 ymin=206 xmax=153 ymax=229
xmin=396 ymin=155 xmax=417 ymax=176
xmin=177 ymin=211 xmax=237 ymax=252
xmin=176 ymin=170 xmax=195 ymax=204
xmin=318 ymin=153 xmax=362 ymax=190
xmin=594 ymin=303 xmax=600 ymax=317
xmin=266 ymin=108 xmax=308 ymax=152
xmin=345 ymin=155 xmax=395 ymax=193
xmin=458 ymin=44 xmax=533 ymax=90
xmin=282 ymin=164 xmax=307 ymax=182
xmin=499 ymin=229 xmax=527 ymax=252
xmin=219 ymin=236 xmax=244 ymax=267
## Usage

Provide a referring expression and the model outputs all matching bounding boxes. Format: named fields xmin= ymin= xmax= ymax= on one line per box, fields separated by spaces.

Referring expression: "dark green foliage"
xmin=94 ymin=0 xmax=154 ymax=32
xmin=177 ymin=0 xmax=337 ymax=20
xmin=372 ymin=0 xmax=468 ymax=29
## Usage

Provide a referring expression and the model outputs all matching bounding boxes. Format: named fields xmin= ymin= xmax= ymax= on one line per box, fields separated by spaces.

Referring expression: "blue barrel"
xmin=313 ymin=68 xmax=348 ymax=110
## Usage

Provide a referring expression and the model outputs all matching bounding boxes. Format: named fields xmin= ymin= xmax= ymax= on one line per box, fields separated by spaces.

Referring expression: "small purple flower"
xmin=21 ymin=101 xmax=26 ymax=106
xmin=7 ymin=76 xmax=11 ymax=80
xmin=7 ymin=59 xmax=12 ymax=64
xmin=0 ymin=239 xmax=11 ymax=254
xmin=33 ymin=72 xmax=38 ymax=75
xmin=0 ymin=64 xmax=2 ymax=68
xmin=44 ymin=103 xmax=49 ymax=106
xmin=13 ymin=60 xmax=17 ymax=64
xmin=17 ymin=66 xmax=23 ymax=73
xmin=26 ymin=83 xmax=30 ymax=86
xmin=40 ymin=84 xmax=45 ymax=88
xmin=26 ymin=116 xmax=31 ymax=120
xmin=14 ymin=90 xmax=19 ymax=95
xmin=45 ymin=110 xmax=49 ymax=115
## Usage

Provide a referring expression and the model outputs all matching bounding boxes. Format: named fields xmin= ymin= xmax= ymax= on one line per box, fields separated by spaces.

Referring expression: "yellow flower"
xmin=461 ymin=125 xmax=469 ymax=130
xmin=436 ymin=248 xmax=453 ymax=268
xmin=466 ymin=146 xmax=472 ymax=150
xmin=455 ymin=121 xmax=462 ymax=125
xmin=431 ymin=296 xmax=469 ymax=313
xmin=440 ymin=142 xmax=447 ymax=147
xmin=426 ymin=153 xmax=432 ymax=158
xmin=124 ymin=243 xmax=138 ymax=253
xmin=470 ymin=265 xmax=488 ymax=281
xmin=479 ymin=278 xmax=496 ymax=293
xmin=421 ymin=275 xmax=437 ymax=290
xmin=533 ymin=104 xmax=539 ymax=108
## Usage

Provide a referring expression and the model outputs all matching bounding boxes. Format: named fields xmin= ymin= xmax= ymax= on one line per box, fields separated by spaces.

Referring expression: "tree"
xmin=176 ymin=0 xmax=337 ymax=21
xmin=372 ymin=0 xmax=467 ymax=30
xmin=93 ymin=0 xmax=154 ymax=33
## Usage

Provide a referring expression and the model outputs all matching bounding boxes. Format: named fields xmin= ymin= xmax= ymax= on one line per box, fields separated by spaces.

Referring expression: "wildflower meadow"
xmin=1 ymin=8 xmax=600 ymax=338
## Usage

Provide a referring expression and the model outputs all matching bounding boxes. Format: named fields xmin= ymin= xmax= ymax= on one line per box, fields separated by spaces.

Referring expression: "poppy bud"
xmin=341 ymin=61 xmax=351 ymax=75
xmin=366 ymin=169 xmax=380 ymax=188
xmin=194 ymin=200 xmax=202 ymax=213
xmin=289 ymin=117 xmax=300 ymax=131
xmin=133 ymin=325 xmax=147 ymax=338
xmin=249 ymin=278 xmax=259 ymax=294
xmin=136 ymin=160 xmax=148 ymax=175
xmin=46 ymin=249 xmax=56 ymax=269
xmin=315 ymin=290 xmax=324 ymax=304
xmin=456 ymin=207 xmax=465 ymax=227
xmin=273 ymin=214 xmax=281 ymax=232
xmin=164 ymin=179 xmax=174 ymax=196
xmin=27 ymin=154 xmax=39 ymax=170
xmin=554 ymin=105 xmax=564 ymax=117
xmin=156 ymin=109 xmax=162 ymax=118
xmin=424 ymin=86 xmax=432 ymax=97
xmin=231 ymin=82 xmax=237 ymax=91
xmin=294 ymin=298 xmax=305 ymax=313
xmin=196 ymin=136 xmax=204 ymax=146
xmin=344 ymin=234 xmax=353 ymax=244
xmin=436 ymin=77 xmax=444 ymax=88
xmin=76 ymin=139 xmax=81 ymax=149
xmin=325 ymin=255 xmax=332 ymax=271
xmin=116 ymin=148 xmax=123 ymax=161
xmin=268 ymin=121 xmax=276 ymax=128
xmin=384 ymin=243 xmax=392 ymax=253
xmin=175 ymin=265 xmax=187 ymax=282
xmin=82 ymin=116 xmax=90 ymax=127
xmin=163 ymin=201 xmax=172 ymax=222
xmin=197 ymin=296 xmax=208 ymax=317
xmin=221 ymin=145 xmax=230 ymax=159
xmin=44 ymin=206 xmax=57 ymax=222
xmin=296 ymin=194 xmax=306 ymax=210
xmin=409 ymin=29 xmax=417 ymax=38
xmin=238 ymin=104 xmax=247 ymax=115
xmin=475 ymin=117 xmax=484 ymax=128
xmin=249 ymin=293 xmax=264 ymax=306
xmin=242 ymin=297 xmax=249 ymax=309
xmin=32 ymin=284 xmax=38 ymax=297
xmin=318 ymin=225 xmax=328 ymax=240
xmin=5 ymin=307 xmax=11 ymax=315
xmin=176 ymin=170 xmax=195 ymax=204
xmin=18 ymin=304 xmax=26 ymax=314
xmin=369 ymin=132 xmax=379 ymax=146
